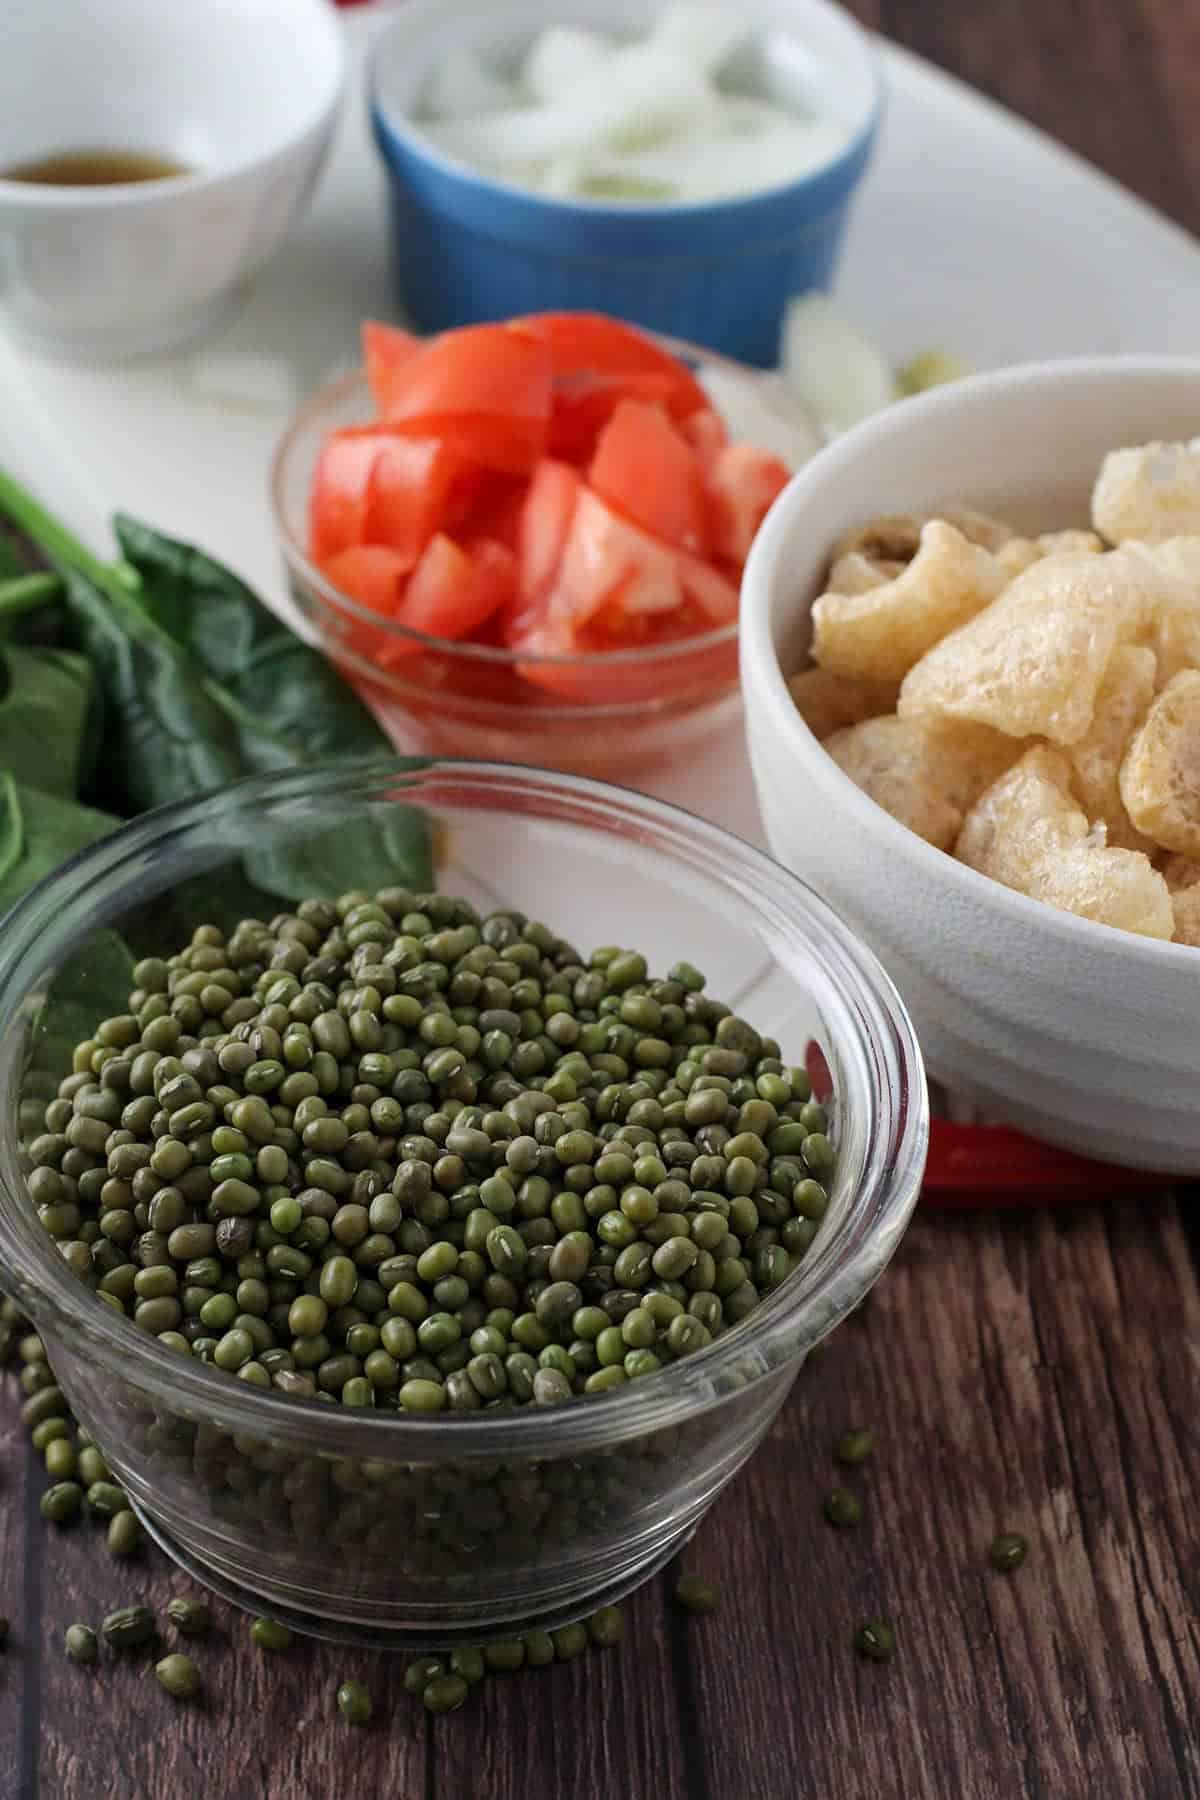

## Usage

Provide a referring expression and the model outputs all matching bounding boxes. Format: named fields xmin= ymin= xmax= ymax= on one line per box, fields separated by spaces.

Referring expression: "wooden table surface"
xmin=4 ymin=5 xmax=1200 ymax=1798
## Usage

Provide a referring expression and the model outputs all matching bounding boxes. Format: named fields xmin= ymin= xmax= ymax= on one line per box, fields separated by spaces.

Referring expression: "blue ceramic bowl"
xmin=367 ymin=0 xmax=883 ymax=368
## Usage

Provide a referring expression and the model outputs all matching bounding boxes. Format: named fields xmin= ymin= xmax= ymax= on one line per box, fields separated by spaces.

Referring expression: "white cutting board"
xmin=1 ymin=8 xmax=1198 ymax=841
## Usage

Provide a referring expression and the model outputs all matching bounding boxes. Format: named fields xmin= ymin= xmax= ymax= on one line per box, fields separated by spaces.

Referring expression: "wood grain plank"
xmin=683 ymin=1201 xmax=1200 ymax=1800
xmin=430 ymin=1580 xmax=696 ymax=1800
xmin=30 ymin=1528 xmax=429 ymax=1800
xmin=840 ymin=0 xmax=884 ymax=27
xmin=846 ymin=0 xmax=1200 ymax=232
xmin=1139 ymin=0 xmax=1200 ymax=223
xmin=0 ymin=1367 xmax=36 ymax=1800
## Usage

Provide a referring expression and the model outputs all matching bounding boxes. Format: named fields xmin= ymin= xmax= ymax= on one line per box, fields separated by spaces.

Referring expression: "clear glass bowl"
xmin=270 ymin=343 xmax=820 ymax=782
xmin=0 ymin=759 xmax=926 ymax=1647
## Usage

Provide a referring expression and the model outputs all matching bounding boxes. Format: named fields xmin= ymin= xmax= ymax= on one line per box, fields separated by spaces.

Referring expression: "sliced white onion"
xmin=544 ymin=157 xmax=681 ymax=202
xmin=538 ymin=150 xmax=590 ymax=199
xmin=424 ymin=49 xmax=518 ymax=123
xmin=650 ymin=3 xmax=751 ymax=77
xmin=782 ymin=294 xmax=899 ymax=435
xmin=698 ymin=366 xmax=822 ymax=466
xmin=561 ymin=115 xmax=850 ymax=203
xmin=521 ymin=25 xmax=614 ymax=103
xmin=420 ymin=23 xmax=851 ymax=207
xmin=426 ymin=45 xmax=712 ymax=167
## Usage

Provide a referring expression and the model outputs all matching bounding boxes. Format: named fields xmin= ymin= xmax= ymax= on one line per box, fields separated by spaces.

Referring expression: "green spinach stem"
xmin=0 ymin=573 xmax=63 ymax=617
xmin=0 ymin=466 xmax=140 ymax=599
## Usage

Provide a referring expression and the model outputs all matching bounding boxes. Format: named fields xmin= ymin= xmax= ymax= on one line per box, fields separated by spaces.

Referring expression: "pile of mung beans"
xmin=21 ymin=887 xmax=836 ymax=1413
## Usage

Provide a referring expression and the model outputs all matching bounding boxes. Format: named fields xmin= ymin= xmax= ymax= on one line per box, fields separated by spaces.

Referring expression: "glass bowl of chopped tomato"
xmin=270 ymin=313 xmax=820 ymax=780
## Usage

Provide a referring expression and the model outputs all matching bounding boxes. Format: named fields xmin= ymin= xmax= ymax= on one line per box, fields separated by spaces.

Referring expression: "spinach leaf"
xmin=0 ymin=644 xmax=96 ymax=796
xmin=0 ymin=571 xmax=62 ymax=619
xmin=115 ymin=865 xmax=278 ymax=960
xmin=113 ymin=515 xmax=389 ymax=763
xmin=0 ymin=774 xmax=19 ymax=878
xmin=62 ymin=562 xmax=434 ymax=903
xmin=58 ymin=564 xmax=254 ymax=816
xmin=244 ymin=803 xmax=436 ymax=906
xmin=0 ymin=468 xmax=436 ymax=909
xmin=19 ymin=928 xmax=137 ymax=1141
xmin=110 ymin=518 xmax=436 ymax=899
xmin=0 ymin=527 xmax=30 ymax=582
xmin=0 ymin=467 xmax=268 ymax=814
xmin=0 ymin=563 xmax=67 ymax=649
xmin=0 ymin=774 xmax=121 ymax=915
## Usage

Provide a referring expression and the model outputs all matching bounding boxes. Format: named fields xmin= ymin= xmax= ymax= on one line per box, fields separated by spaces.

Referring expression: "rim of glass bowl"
xmin=0 ymin=757 xmax=927 ymax=1459
xmin=269 ymin=342 xmax=819 ymax=681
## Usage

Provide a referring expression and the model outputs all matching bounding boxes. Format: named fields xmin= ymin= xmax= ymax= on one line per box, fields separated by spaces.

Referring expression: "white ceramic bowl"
xmin=0 ymin=0 xmax=346 ymax=360
xmin=741 ymin=356 xmax=1200 ymax=1173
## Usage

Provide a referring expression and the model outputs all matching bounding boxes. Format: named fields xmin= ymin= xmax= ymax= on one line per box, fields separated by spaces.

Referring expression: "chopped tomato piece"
xmin=467 ymin=538 xmax=520 ymax=623
xmin=449 ymin=474 xmax=527 ymax=550
xmin=393 ymin=534 xmax=517 ymax=648
xmin=704 ymin=443 xmax=792 ymax=565
xmin=519 ymin=460 xmax=582 ymax=606
xmin=588 ymin=399 xmax=708 ymax=555
xmin=362 ymin=320 xmax=421 ymax=413
xmin=366 ymin=435 xmax=461 ymax=568
xmin=547 ymin=370 xmax=697 ymax=464
xmin=319 ymin=544 xmax=410 ymax=616
xmin=540 ymin=490 xmax=682 ymax=633
xmin=510 ymin=610 xmax=737 ymax=706
xmin=467 ymin=607 xmax=515 ymax=650
xmin=677 ymin=553 xmax=740 ymax=625
xmin=574 ymin=592 xmax=701 ymax=649
xmin=681 ymin=406 xmax=730 ymax=467
xmin=372 ymin=325 xmax=553 ymax=475
xmin=499 ymin=459 xmax=581 ymax=649
xmin=511 ymin=313 xmax=709 ymax=422
xmin=308 ymin=430 xmax=384 ymax=561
